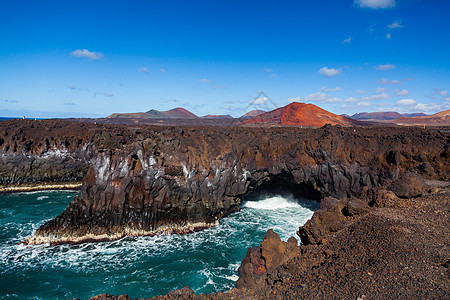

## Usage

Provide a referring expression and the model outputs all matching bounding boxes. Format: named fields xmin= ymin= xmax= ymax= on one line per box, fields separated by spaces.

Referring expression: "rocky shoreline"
xmin=2 ymin=121 xmax=448 ymax=246
xmin=1 ymin=119 xmax=449 ymax=298
xmin=87 ymin=181 xmax=449 ymax=300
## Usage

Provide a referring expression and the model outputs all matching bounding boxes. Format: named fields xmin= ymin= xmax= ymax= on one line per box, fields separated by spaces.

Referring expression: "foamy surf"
xmin=0 ymin=191 xmax=318 ymax=299
xmin=243 ymin=195 xmax=301 ymax=210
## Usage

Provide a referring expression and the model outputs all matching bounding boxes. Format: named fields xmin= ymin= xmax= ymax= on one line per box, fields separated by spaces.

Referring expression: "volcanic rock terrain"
xmin=1 ymin=120 xmax=448 ymax=245
xmin=1 ymin=119 xmax=449 ymax=299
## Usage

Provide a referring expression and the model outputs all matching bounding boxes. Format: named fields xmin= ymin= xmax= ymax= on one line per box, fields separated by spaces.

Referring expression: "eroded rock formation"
xmin=0 ymin=120 xmax=448 ymax=245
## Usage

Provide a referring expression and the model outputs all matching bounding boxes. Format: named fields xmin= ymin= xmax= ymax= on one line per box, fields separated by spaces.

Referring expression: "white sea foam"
xmin=243 ymin=195 xmax=301 ymax=210
xmin=36 ymin=196 xmax=49 ymax=200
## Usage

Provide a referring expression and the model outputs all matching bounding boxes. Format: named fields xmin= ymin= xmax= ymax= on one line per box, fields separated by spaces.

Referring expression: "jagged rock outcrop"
xmin=84 ymin=183 xmax=449 ymax=299
xmin=0 ymin=120 xmax=448 ymax=244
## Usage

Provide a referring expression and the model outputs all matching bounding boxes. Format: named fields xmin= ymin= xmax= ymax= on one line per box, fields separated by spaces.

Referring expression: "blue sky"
xmin=1 ymin=0 xmax=449 ymax=118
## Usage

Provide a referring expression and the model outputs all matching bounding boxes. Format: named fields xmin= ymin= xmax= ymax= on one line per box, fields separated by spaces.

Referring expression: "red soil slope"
xmin=243 ymin=102 xmax=366 ymax=127
xmin=161 ymin=108 xmax=199 ymax=119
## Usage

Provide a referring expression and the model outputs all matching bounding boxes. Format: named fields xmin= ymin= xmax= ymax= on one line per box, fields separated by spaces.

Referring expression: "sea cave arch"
xmin=242 ymin=171 xmax=323 ymax=208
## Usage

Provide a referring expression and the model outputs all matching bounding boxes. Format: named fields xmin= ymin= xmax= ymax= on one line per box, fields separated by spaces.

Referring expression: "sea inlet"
xmin=0 ymin=190 xmax=318 ymax=299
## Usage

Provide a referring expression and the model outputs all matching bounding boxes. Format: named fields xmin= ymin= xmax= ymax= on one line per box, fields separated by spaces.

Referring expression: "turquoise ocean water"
xmin=0 ymin=190 xmax=318 ymax=299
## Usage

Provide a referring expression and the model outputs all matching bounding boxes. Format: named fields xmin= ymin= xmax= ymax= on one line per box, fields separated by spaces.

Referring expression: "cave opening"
xmin=242 ymin=172 xmax=323 ymax=211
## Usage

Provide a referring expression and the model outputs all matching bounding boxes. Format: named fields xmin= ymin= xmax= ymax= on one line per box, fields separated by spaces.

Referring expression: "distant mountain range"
xmin=350 ymin=112 xmax=427 ymax=121
xmin=107 ymin=108 xmax=265 ymax=120
xmin=105 ymin=105 xmax=449 ymax=127
xmin=391 ymin=109 xmax=450 ymax=126
xmin=107 ymin=108 xmax=199 ymax=119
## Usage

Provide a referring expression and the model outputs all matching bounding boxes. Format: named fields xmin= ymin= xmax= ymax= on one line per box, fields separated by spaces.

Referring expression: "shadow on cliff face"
xmin=243 ymin=172 xmax=323 ymax=209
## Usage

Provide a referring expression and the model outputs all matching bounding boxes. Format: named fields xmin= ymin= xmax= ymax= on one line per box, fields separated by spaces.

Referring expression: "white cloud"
xmin=386 ymin=33 xmax=392 ymax=39
xmin=318 ymin=67 xmax=342 ymax=77
xmin=355 ymin=0 xmax=396 ymax=9
xmin=362 ymin=92 xmax=390 ymax=101
xmin=343 ymin=36 xmax=352 ymax=44
xmin=270 ymin=73 xmax=277 ymax=78
xmin=376 ymin=87 xmax=389 ymax=93
xmin=94 ymin=92 xmax=113 ymax=97
xmin=375 ymin=64 xmax=396 ymax=71
xmin=396 ymin=98 xmax=417 ymax=106
xmin=357 ymin=90 xmax=366 ymax=94
xmin=395 ymin=89 xmax=410 ymax=96
xmin=160 ymin=68 xmax=166 ymax=73
xmin=137 ymin=67 xmax=150 ymax=73
xmin=199 ymin=78 xmax=212 ymax=84
xmin=70 ymin=49 xmax=103 ymax=60
xmin=251 ymin=96 xmax=269 ymax=105
xmin=412 ymin=103 xmax=449 ymax=112
xmin=439 ymin=90 xmax=449 ymax=97
xmin=264 ymin=68 xmax=273 ymax=73
xmin=379 ymin=78 xmax=400 ymax=85
xmin=388 ymin=19 xmax=403 ymax=29
xmin=320 ymin=86 xmax=343 ymax=92
xmin=304 ymin=92 xmax=356 ymax=104
xmin=357 ymin=101 xmax=371 ymax=107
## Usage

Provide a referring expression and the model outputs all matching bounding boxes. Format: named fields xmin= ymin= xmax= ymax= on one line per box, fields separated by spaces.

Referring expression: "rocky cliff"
xmin=0 ymin=120 xmax=448 ymax=245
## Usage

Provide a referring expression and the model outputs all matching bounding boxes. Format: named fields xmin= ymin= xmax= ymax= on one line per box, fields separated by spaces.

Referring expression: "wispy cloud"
xmin=199 ymin=78 xmax=212 ymax=84
xmin=355 ymin=0 xmax=396 ymax=9
xmin=94 ymin=92 xmax=113 ymax=97
xmin=388 ymin=19 xmax=403 ymax=29
xmin=438 ymin=89 xmax=450 ymax=102
xmin=67 ymin=85 xmax=82 ymax=91
xmin=375 ymin=64 xmax=396 ymax=71
xmin=411 ymin=103 xmax=449 ymax=112
xmin=64 ymin=102 xmax=76 ymax=106
xmin=160 ymin=68 xmax=166 ymax=73
xmin=396 ymin=98 xmax=416 ymax=106
xmin=343 ymin=36 xmax=352 ymax=44
xmin=439 ymin=90 xmax=448 ymax=97
xmin=379 ymin=78 xmax=400 ymax=85
xmin=2 ymin=99 xmax=18 ymax=103
xmin=303 ymin=92 xmax=357 ymax=104
xmin=320 ymin=87 xmax=343 ymax=92
xmin=318 ymin=67 xmax=342 ymax=77
xmin=137 ymin=67 xmax=150 ymax=73
xmin=386 ymin=33 xmax=392 ymax=39
xmin=376 ymin=87 xmax=389 ymax=93
xmin=395 ymin=89 xmax=410 ymax=96
xmin=70 ymin=49 xmax=103 ymax=60
xmin=251 ymin=96 xmax=269 ymax=105
xmin=362 ymin=92 xmax=390 ymax=101
xmin=264 ymin=68 xmax=277 ymax=78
